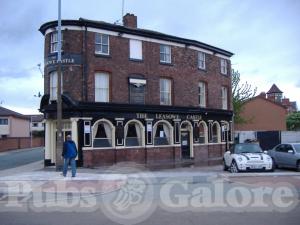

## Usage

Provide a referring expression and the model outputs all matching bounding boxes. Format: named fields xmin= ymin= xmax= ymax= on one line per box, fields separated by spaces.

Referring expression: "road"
xmin=0 ymin=170 xmax=300 ymax=225
xmin=0 ymin=147 xmax=44 ymax=170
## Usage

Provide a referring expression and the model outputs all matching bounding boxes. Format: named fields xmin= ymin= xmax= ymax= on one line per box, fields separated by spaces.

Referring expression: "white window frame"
xmin=221 ymin=86 xmax=228 ymax=110
xmin=198 ymin=82 xmax=206 ymax=107
xmin=160 ymin=44 xmax=171 ymax=63
xmin=95 ymin=33 xmax=110 ymax=55
xmin=220 ymin=58 xmax=227 ymax=75
xmin=50 ymin=32 xmax=63 ymax=53
xmin=160 ymin=78 xmax=172 ymax=105
xmin=198 ymin=52 xmax=206 ymax=70
xmin=129 ymin=39 xmax=143 ymax=60
xmin=49 ymin=71 xmax=63 ymax=101
xmin=95 ymin=73 xmax=109 ymax=102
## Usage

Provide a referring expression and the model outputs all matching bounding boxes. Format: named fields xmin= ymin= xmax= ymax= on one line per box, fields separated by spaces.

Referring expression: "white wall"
xmin=281 ymin=131 xmax=300 ymax=143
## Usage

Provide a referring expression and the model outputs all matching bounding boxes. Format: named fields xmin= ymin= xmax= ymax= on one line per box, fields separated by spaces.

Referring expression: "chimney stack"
xmin=123 ymin=13 xmax=137 ymax=29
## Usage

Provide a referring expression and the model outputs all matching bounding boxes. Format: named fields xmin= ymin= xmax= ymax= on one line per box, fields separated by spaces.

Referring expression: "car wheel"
xmin=230 ymin=161 xmax=239 ymax=173
xmin=271 ymin=158 xmax=276 ymax=172
xmin=223 ymin=160 xmax=228 ymax=171
xmin=296 ymin=161 xmax=300 ymax=172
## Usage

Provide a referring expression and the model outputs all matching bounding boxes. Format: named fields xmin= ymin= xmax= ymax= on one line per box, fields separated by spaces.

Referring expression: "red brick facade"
xmin=40 ymin=14 xmax=233 ymax=168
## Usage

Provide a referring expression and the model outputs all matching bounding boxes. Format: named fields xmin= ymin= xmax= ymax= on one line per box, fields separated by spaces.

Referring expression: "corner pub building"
xmin=39 ymin=13 xmax=234 ymax=168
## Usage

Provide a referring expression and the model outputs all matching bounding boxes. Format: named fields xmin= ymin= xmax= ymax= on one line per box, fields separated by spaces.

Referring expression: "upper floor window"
xmin=221 ymin=86 xmax=228 ymax=110
xmin=220 ymin=58 xmax=227 ymax=75
xmin=160 ymin=44 xmax=171 ymax=63
xmin=95 ymin=33 xmax=109 ymax=55
xmin=129 ymin=78 xmax=146 ymax=104
xmin=160 ymin=78 xmax=171 ymax=105
xmin=50 ymin=71 xmax=63 ymax=101
xmin=129 ymin=39 xmax=142 ymax=60
xmin=95 ymin=73 xmax=109 ymax=102
xmin=198 ymin=52 xmax=206 ymax=70
xmin=198 ymin=82 xmax=206 ymax=107
xmin=50 ymin=32 xmax=63 ymax=53
xmin=0 ymin=119 xmax=8 ymax=125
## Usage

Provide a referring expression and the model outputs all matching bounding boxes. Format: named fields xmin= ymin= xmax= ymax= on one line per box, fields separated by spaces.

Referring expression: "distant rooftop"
xmin=267 ymin=84 xmax=283 ymax=94
xmin=0 ymin=106 xmax=29 ymax=120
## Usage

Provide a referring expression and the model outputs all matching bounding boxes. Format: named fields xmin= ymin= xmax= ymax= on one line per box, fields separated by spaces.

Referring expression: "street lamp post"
xmin=56 ymin=0 xmax=63 ymax=171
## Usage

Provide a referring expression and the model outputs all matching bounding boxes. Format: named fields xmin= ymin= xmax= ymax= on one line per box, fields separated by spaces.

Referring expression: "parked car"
xmin=268 ymin=143 xmax=300 ymax=171
xmin=223 ymin=143 xmax=273 ymax=173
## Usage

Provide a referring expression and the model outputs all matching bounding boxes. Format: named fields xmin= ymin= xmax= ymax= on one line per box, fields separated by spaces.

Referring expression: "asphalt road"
xmin=0 ymin=173 xmax=299 ymax=225
xmin=0 ymin=148 xmax=44 ymax=170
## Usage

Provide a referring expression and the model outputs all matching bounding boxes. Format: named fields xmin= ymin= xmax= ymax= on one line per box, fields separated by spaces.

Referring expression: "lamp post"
xmin=56 ymin=0 xmax=63 ymax=171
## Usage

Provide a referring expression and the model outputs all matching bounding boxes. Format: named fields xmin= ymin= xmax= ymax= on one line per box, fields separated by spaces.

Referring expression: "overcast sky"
xmin=0 ymin=0 xmax=299 ymax=115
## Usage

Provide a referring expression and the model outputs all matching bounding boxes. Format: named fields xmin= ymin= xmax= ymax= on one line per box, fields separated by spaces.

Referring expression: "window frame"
xmin=0 ymin=118 xmax=8 ymax=125
xmin=49 ymin=71 xmax=63 ymax=101
xmin=50 ymin=31 xmax=63 ymax=54
xmin=124 ymin=120 xmax=145 ymax=147
xmin=153 ymin=120 xmax=173 ymax=146
xmin=160 ymin=78 xmax=172 ymax=105
xmin=221 ymin=86 xmax=228 ymax=110
xmin=95 ymin=72 xmax=110 ymax=102
xmin=160 ymin=44 xmax=171 ymax=64
xmin=198 ymin=82 xmax=206 ymax=107
xmin=92 ymin=119 xmax=115 ymax=148
xmin=220 ymin=58 xmax=227 ymax=75
xmin=198 ymin=52 xmax=206 ymax=70
xmin=129 ymin=39 xmax=143 ymax=60
xmin=95 ymin=33 xmax=110 ymax=55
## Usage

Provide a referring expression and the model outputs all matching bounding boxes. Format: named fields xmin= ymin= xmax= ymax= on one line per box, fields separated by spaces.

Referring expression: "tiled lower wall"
xmin=83 ymin=144 xmax=226 ymax=167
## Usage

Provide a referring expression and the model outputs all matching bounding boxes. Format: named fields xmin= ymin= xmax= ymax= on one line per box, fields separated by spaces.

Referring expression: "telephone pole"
xmin=56 ymin=0 xmax=63 ymax=171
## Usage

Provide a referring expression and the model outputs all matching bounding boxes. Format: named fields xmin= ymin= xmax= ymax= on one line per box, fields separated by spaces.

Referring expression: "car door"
xmin=284 ymin=144 xmax=297 ymax=168
xmin=274 ymin=144 xmax=285 ymax=165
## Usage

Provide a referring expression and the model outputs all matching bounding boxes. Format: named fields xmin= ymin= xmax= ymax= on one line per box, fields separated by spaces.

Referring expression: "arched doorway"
xmin=180 ymin=121 xmax=193 ymax=159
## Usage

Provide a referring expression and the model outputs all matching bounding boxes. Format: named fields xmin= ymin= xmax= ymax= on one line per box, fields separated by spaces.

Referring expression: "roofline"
xmin=243 ymin=95 xmax=287 ymax=110
xmin=39 ymin=19 xmax=234 ymax=57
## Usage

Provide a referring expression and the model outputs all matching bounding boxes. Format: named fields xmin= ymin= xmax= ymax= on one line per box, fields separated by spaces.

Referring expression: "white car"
xmin=223 ymin=143 xmax=274 ymax=173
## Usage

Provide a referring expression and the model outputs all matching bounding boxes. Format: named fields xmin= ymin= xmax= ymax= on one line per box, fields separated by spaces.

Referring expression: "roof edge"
xmin=39 ymin=19 xmax=234 ymax=57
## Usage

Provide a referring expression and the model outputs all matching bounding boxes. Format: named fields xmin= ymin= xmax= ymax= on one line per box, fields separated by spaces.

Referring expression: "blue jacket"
xmin=62 ymin=140 xmax=78 ymax=158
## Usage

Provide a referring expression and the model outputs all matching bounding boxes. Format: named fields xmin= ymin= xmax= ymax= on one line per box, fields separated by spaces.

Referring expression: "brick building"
xmin=235 ymin=95 xmax=287 ymax=131
xmin=39 ymin=14 xmax=234 ymax=167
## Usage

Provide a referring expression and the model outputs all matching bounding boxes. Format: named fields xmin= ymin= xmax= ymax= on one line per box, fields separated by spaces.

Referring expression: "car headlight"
xmin=237 ymin=156 xmax=243 ymax=162
xmin=266 ymin=156 xmax=271 ymax=161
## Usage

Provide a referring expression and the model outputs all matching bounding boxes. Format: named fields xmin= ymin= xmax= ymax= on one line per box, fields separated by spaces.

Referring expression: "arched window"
xmin=199 ymin=121 xmax=208 ymax=144
xmin=93 ymin=119 xmax=114 ymax=147
xmin=212 ymin=122 xmax=220 ymax=143
xmin=153 ymin=121 xmax=173 ymax=145
xmin=125 ymin=120 xmax=144 ymax=146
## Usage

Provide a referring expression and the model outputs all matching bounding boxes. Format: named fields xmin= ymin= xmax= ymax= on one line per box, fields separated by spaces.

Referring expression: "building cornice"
xmin=39 ymin=19 xmax=234 ymax=57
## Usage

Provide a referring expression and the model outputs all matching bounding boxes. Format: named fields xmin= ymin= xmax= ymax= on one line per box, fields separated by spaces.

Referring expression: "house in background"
xmin=29 ymin=114 xmax=45 ymax=132
xmin=235 ymin=94 xmax=287 ymax=132
xmin=266 ymin=84 xmax=297 ymax=113
xmin=0 ymin=106 xmax=30 ymax=138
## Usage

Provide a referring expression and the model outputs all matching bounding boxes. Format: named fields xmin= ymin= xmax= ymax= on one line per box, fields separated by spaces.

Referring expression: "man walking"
xmin=62 ymin=135 xmax=77 ymax=177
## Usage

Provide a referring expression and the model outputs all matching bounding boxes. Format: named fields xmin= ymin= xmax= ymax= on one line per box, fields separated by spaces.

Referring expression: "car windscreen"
xmin=294 ymin=144 xmax=300 ymax=153
xmin=235 ymin=144 xmax=263 ymax=154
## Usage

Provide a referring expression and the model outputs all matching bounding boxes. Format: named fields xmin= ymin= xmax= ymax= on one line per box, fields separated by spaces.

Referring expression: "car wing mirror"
xmin=263 ymin=150 xmax=268 ymax=154
xmin=288 ymin=150 xmax=294 ymax=154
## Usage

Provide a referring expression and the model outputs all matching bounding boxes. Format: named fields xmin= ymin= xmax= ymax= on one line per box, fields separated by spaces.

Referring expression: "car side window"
xmin=286 ymin=145 xmax=294 ymax=152
xmin=275 ymin=145 xmax=284 ymax=152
